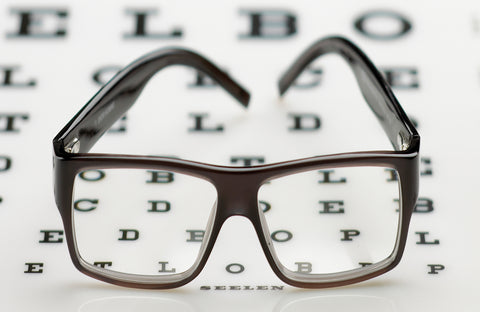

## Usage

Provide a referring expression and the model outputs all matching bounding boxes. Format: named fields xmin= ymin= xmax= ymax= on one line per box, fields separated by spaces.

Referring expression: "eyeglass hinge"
xmin=397 ymin=132 xmax=410 ymax=151
xmin=64 ymin=137 xmax=80 ymax=154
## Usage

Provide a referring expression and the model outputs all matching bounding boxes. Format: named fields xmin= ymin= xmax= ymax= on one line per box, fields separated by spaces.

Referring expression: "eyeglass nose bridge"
xmin=208 ymin=173 xmax=282 ymax=278
xmin=214 ymin=174 xmax=262 ymax=221
xmin=212 ymin=172 xmax=273 ymax=246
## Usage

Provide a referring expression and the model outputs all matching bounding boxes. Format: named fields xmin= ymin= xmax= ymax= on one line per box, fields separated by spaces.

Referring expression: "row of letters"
xmin=39 ymin=228 xmax=440 ymax=245
xmin=23 ymin=261 xmax=446 ymax=277
xmin=74 ymin=196 xmax=435 ymax=214
xmin=0 ymin=65 xmax=420 ymax=89
xmin=26 ymin=229 xmax=443 ymax=277
xmin=2 ymin=8 xmax=414 ymax=41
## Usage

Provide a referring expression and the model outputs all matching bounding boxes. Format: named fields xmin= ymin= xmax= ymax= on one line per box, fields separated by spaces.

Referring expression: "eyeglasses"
xmin=53 ymin=36 xmax=420 ymax=289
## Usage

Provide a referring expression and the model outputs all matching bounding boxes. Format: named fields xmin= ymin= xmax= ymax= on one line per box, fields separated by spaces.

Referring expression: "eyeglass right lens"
xmin=72 ymin=168 xmax=217 ymax=277
xmin=258 ymin=166 xmax=400 ymax=276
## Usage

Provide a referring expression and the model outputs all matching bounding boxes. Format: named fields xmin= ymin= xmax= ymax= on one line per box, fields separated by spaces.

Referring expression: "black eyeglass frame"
xmin=53 ymin=36 xmax=420 ymax=289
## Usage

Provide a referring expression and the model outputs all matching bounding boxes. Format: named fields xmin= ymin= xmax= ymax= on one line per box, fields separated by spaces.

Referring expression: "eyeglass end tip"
xmin=278 ymin=79 xmax=290 ymax=97
xmin=238 ymin=89 xmax=250 ymax=108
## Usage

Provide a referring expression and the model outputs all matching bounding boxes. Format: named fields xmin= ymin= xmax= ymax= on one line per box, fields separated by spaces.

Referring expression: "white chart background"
xmin=0 ymin=1 xmax=477 ymax=311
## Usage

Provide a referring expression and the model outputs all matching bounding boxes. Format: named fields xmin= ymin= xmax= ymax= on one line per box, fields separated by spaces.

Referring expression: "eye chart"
xmin=0 ymin=0 xmax=478 ymax=311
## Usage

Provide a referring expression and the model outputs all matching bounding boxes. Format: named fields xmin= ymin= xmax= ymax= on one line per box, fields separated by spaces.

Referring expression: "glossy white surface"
xmin=0 ymin=0 xmax=477 ymax=310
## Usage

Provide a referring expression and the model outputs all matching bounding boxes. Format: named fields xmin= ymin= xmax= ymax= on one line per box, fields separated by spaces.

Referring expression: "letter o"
xmin=226 ymin=263 xmax=245 ymax=274
xmin=79 ymin=170 xmax=105 ymax=181
xmin=271 ymin=230 xmax=293 ymax=242
xmin=354 ymin=10 xmax=412 ymax=40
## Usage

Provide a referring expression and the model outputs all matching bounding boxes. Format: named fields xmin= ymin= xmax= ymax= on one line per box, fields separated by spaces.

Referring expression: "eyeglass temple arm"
xmin=55 ymin=48 xmax=250 ymax=154
xmin=278 ymin=36 xmax=417 ymax=151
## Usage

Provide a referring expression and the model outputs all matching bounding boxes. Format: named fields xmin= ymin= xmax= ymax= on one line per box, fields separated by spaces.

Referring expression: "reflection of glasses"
xmin=53 ymin=36 xmax=420 ymax=289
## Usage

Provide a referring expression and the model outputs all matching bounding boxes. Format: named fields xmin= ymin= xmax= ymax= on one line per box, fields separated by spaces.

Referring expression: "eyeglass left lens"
xmin=72 ymin=168 xmax=217 ymax=277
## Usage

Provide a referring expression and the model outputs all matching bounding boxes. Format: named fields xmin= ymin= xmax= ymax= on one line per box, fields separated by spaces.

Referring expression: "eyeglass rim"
xmin=54 ymin=148 xmax=418 ymax=289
